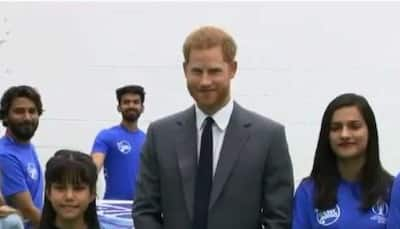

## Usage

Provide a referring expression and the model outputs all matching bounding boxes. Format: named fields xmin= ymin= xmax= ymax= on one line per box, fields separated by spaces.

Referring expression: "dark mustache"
xmin=20 ymin=121 xmax=35 ymax=126
xmin=125 ymin=109 xmax=139 ymax=112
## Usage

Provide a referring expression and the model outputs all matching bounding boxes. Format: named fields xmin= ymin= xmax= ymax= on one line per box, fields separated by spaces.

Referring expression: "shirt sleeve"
xmin=292 ymin=181 xmax=312 ymax=229
xmin=0 ymin=154 xmax=28 ymax=197
xmin=91 ymin=130 xmax=109 ymax=155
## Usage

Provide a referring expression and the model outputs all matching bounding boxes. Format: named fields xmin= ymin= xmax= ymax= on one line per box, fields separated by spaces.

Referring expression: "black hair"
xmin=116 ymin=85 xmax=145 ymax=104
xmin=310 ymin=93 xmax=393 ymax=210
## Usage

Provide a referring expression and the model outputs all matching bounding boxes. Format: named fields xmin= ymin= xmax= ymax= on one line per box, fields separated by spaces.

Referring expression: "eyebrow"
xmin=330 ymin=120 xmax=364 ymax=126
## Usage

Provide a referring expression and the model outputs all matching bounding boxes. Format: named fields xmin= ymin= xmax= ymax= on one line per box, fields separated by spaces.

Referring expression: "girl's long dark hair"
xmin=39 ymin=150 xmax=100 ymax=229
xmin=310 ymin=93 xmax=393 ymax=210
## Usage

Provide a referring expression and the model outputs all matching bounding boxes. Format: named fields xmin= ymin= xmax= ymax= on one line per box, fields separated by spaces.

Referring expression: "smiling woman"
xmin=292 ymin=93 xmax=393 ymax=229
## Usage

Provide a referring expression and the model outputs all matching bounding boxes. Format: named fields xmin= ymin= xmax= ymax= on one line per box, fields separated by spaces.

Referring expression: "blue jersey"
xmin=292 ymin=178 xmax=389 ymax=229
xmin=91 ymin=125 xmax=145 ymax=200
xmin=387 ymin=173 xmax=400 ymax=228
xmin=0 ymin=135 xmax=44 ymax=229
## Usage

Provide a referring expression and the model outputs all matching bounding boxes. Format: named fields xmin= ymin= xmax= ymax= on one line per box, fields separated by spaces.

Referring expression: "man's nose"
xmin=22 ymin=111 xmax=34 ymax=121
xmin=127 ymin=102 xmax=139 ymax=108
xmin=199 ymin=74 xmax=212 ymax=86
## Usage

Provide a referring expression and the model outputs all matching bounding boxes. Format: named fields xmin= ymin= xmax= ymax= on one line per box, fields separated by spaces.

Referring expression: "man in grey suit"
xmin=133 ymin=26 xmax=294 ymax=229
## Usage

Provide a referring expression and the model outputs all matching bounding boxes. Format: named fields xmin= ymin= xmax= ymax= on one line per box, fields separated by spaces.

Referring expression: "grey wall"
xmin=1 ymin=2 xmax=400 ymax=197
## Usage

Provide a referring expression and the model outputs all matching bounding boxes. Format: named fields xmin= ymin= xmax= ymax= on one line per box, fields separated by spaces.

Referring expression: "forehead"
xmin=187 ymin=46 xmax=226 ymax=66
xmin=10 ymin=97 xmax=37 ymax=109
xmin=120 ymin=93 xmax=141 ymax=101
xmin=331 ymin=106 xmax=364 ymax=122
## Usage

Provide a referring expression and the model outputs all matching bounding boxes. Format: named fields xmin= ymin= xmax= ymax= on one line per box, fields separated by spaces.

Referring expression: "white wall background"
xmin=1 ymin=2 xmax=400 ymax=197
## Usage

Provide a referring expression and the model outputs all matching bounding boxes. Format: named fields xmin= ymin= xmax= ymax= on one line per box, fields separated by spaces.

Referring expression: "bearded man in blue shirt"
xmin=0 ymin=85 xmax=44 ymax=229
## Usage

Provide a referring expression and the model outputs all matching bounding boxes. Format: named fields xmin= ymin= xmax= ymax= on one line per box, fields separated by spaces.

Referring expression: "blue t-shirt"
xmin=387 ymin=173 xmax=400 ymax=229
xmin=0 ymin=135 xmax=44 ymax=229
xmin=91 ymin=125 xmax=145 ymax=200
xmin=292 ymin=178 xmax=389 ymax=229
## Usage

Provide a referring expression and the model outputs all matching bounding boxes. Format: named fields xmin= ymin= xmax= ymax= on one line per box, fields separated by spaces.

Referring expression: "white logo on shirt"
xmin=370 ymin=201 xmax=388 ymax=224
xmin=117 ymin=140 xmax=131 ymax=154
xmin=315 ymin=205 xmax=341 ymax=226
xmin=27 ymin=163 xmax=38 ymax=180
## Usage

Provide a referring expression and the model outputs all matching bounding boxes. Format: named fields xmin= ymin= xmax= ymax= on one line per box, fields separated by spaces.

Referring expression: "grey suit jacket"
xmin=133 ymin=102 xmax=294 ymax=229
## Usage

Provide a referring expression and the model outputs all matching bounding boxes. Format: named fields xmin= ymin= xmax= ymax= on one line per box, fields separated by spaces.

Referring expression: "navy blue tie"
xmin=193 ymin=117 xmax=214 ymax=229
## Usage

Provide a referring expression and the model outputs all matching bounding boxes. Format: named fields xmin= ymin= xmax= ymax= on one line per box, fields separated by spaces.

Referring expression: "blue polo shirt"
xmin=293 ymin=178 xmax=389 ymax=228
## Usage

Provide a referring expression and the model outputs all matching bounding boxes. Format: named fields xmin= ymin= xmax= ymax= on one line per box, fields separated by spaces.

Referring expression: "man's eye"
xmin=13 ymin=108 xmax=25 ymax=114
xmin=209 ymin=69 xmax=221 ymax=74
xmin=191 ymin=69 xmax=202 ymax=74
xmin=29 ymin=109 xmax=38 ymax=114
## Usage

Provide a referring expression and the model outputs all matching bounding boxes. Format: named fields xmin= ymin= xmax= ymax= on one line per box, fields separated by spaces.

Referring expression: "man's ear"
xmin=230 ymin=61 xmax=237 ymax=79
xmin=117 ymin=104 xmax=121 ymax=113
xmin=183 ymin=62 xmax=188 ymax=76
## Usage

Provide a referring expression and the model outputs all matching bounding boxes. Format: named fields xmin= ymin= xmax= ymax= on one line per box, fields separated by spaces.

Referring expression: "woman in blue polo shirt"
xmin=292 ymin=93 xmax=393 ymax=228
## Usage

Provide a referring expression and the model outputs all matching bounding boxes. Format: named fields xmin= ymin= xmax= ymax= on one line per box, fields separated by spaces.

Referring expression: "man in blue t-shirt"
xmin=91 ymin=85 xmax=146 ymax=200
xmin=0 ymin=85 xmax=44 ymax=229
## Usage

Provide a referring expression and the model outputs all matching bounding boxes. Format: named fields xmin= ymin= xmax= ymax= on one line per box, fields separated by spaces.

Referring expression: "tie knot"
xmin=205 ymin=117 xmax=214 ymax=127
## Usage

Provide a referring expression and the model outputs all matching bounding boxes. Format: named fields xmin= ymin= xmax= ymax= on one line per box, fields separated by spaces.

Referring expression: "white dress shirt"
xmin=195 ymin=99 xmax=234 ymax=175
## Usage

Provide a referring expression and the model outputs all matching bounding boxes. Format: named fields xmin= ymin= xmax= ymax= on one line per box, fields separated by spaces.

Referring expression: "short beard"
xmin=122 ymin=113 xmax=141 ymax=123
xmin=8 ymin=121 xmax=38 ymax=142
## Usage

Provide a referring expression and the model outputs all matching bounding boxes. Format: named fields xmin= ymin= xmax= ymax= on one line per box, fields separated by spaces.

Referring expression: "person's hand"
xmin=0 ymin=205 xmax=19 ymax=217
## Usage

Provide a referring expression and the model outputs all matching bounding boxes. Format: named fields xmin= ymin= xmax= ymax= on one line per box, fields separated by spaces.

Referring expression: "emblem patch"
xmin=117 ymin=140 xmax=131 ymax=154
xmin=27 ymin=163 xmax=38 ymax=180
xmin=315 ymin=205 xmax=341 ymax=226
xmin=370 ymin=201 xmax=388 ymax=224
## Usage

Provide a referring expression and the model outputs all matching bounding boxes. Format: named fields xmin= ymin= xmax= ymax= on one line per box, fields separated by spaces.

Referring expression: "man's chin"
xmin=123 ymin=117 xmax=139 ymax=123
xmin=8 ymin=126 xmax=36 ymax=142
xmin=14 ymin=132 xmax=35 ymax=141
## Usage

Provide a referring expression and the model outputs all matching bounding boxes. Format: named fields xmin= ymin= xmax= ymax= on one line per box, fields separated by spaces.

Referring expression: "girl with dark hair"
xmin=39 ymin=150 xmax=100 ymax=229
xmin=292 ymin=93 xmax=393 ymax=228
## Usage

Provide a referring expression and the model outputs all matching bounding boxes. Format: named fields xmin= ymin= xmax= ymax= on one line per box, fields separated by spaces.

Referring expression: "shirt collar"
xmin=5 ymin=129 xmax=32 ymax=146
xmin=195 ymin=99 xmax=234 ymax=131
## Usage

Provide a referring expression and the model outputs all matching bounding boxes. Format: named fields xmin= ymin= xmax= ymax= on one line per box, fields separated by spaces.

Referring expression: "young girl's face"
xmin=46 ymin=182 xmax=95 ymax=222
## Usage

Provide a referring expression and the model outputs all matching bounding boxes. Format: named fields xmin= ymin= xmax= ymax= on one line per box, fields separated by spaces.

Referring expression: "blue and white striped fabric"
xmin=97 ymin=200 xmax=133 ymax=229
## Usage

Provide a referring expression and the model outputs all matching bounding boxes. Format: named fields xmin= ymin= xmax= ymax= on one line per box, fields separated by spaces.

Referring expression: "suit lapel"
xmin=176 ymin=106 xmax=197 ymax=220
xmin=209 ymin=103 xmax=251 ymax=208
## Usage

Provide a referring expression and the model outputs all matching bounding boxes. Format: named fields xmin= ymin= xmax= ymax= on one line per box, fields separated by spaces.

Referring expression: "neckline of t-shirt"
xmin=5 ymin=135 xmax=32 ymax=148
xmin=340 ymin=178 xmax=360 ymax=187
xmin=119 ymin=124 xmax=142 ymax=134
